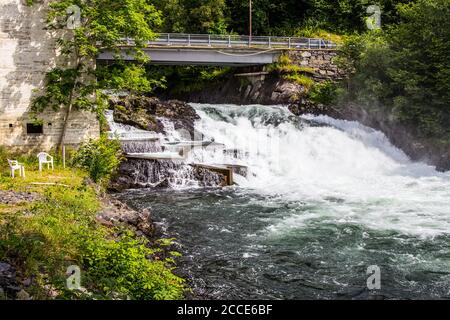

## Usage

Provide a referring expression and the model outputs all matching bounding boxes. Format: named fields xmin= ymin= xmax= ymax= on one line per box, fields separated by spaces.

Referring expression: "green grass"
xmin=284 ymin=74 xmax=315 ymax=89
xmin=0 ymin=151 xmax=186 ymax=300
xmin=267 ymin=54 xmax=316 ymax=92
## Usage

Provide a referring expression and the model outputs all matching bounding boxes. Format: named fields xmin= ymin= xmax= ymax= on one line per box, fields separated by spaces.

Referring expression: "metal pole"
xmin=249 ymin=0 xmax=252 ymax=44
xmin=62 ymin=145 xmax=66 ymax=169
xmin=188 ymin=34 xmax=191 ymax=46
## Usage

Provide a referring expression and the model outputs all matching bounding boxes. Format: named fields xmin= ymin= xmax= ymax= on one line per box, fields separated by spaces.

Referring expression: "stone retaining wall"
xmin=288 ymin=50 xmax=344 ymax=81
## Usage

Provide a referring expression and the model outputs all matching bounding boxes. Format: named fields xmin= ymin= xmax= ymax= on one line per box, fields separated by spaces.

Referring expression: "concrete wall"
xmin=0 ymin=0 xmax=99 ymax=152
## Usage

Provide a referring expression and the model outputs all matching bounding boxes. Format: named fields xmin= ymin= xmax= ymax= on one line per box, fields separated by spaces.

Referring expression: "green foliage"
xmin=97 ymin=63 xmax=166 ymax=96
xmin=0 ymin=169 xmax=185 ymax=300
xmin=284 ymin=74 xmax=314 ymax=89
xmin=80 ymin=231 xmax=184 ymax=300
xmin=268 ymin=54 xmax=315 ymax=90
xmin=148 ymin=65 xmax=232 ymax=95
xmin=337 ymin=0 xmax=450 ymax=138
xmin=31 ymin=0 xmax=162 ymax=115
xmin=154 ymin=0 xmax=228 ymax=34
xmin=71 ymin=135 xmax=123 ymax=184
xmin=309 ymin=80 xmax=342 ymax=105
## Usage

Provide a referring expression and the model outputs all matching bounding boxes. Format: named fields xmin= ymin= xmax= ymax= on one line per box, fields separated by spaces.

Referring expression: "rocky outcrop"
xmin=0 ymin=262 xmax=21 ymax=299
xmin=0 ymin=190 xmax=41 ymax=205
xmin=97 ymin=197 xmax=155 ymax=237
xmin=110 ymin=96 xmax=200 ymax=136
xmin=165 ymin=73 xmax=305 ymax=105
xmin=288 ymin=98 xmax=342 ymax=119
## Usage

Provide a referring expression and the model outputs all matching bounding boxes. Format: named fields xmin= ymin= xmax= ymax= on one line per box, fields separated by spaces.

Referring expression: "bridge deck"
xmin=125 ymin=33 xmax=337 ymax=50
xmin=98 ymin=33 xmax=337 ymax=66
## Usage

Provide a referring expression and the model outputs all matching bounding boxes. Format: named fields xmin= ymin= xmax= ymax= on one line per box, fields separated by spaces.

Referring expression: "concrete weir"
xmin=192 ymin=164 xmax=234 ymax=186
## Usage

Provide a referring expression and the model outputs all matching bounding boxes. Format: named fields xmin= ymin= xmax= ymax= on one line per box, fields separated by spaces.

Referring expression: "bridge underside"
xmin=97 ymin=47 xmax=282 ymax=67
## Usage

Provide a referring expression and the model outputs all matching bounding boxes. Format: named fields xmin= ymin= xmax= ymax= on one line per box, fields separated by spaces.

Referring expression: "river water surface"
xmin=117 ymin=104 xmax=450 ymax=299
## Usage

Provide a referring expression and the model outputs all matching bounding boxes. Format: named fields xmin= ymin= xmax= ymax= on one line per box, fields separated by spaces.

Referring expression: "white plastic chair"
xmin=37 ymin=152 xmax=54 ymax=172
xmin=7 ymin=159 xmax=25 ymax=178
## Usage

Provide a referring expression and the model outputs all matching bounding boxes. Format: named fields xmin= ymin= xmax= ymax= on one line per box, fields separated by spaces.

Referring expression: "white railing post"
xmin=167 ymin=33 xmax=170 ymax=46
xmin=288 ymin=37 xmax=291 ymax=49
xmin=228 ymin=35 xmax=231 ymax=47
xmin=308 ymin=38 xmax=311 ymax=49
xmin=208 ymin=34 xmax=211 ymax=46
xmin=188 ymin=34 xmax=191 ymax=46
xmin=268 ymin=37 xmax=271 ymax=48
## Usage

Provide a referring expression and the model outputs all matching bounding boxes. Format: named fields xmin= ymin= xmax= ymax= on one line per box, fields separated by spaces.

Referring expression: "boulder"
xmin=110 ymin=96 xmax=200 ymax=137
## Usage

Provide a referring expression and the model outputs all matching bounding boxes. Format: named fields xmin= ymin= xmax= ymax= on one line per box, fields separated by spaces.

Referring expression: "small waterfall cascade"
xmin=106 ymin=109 xmax=240 ymax=189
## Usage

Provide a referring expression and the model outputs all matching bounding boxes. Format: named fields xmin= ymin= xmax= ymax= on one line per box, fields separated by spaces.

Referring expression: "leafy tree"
xmin=30 ymin=0 xmax=162 ymax=150
xmin=338 ymin=0 xmax=450 ymax=138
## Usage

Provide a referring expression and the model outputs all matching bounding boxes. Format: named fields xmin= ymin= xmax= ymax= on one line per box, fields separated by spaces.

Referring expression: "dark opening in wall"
xmin=9 ymin=124 xmax=13 ymax=128
xmin=26 ymin=123 xmax=43 ymax=135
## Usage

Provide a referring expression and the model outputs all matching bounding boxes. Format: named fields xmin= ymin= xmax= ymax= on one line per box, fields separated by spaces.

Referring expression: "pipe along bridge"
xmin=97 ymin=33 xmax=337 ymax=67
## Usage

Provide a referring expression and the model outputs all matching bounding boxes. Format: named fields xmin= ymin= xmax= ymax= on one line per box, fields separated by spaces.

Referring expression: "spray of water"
xmin=192 ymin=104 xmax=450 ymax=237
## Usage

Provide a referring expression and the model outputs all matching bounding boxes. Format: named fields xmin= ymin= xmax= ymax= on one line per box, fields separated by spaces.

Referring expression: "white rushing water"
xmin=192 ymin=104 xmax=450 ymax=238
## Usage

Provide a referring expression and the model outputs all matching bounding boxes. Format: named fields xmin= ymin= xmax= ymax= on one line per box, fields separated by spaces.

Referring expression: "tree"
xmin=338 ymin=0 xmax=450 ymax=138
xmin=30 ymin=0 xmax=162 ymax=150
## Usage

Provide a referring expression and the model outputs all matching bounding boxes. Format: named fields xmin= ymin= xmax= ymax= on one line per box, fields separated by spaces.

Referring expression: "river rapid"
xmin=117 ymin=104 xmax=450 ymax=299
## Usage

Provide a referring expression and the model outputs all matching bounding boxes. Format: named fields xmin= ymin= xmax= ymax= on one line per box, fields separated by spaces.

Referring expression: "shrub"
xmin=72 ymin=135 xmax=123 ymax=184
xmin=309 ymin=80 xmax=341 ymax=105
xmin=80 ymin=231 xmax=185 ymax=300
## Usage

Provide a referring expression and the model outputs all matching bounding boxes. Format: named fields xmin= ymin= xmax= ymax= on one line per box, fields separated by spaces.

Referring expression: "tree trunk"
xmin=57 ymin=86 xmax=75 ymax=152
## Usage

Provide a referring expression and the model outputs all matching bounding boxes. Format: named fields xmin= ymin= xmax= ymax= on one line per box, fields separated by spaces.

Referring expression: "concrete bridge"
xmin=97 ymin=33 xmax=337 ymax=67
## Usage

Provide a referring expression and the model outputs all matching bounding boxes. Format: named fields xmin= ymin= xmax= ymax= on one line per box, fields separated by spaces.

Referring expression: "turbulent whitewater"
xmin=117 ymin=104 xmax=450 ymax=299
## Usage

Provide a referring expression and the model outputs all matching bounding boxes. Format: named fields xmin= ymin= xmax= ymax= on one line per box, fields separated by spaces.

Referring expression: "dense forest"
xmin=152 ymin=0 xmax=411 ymax=35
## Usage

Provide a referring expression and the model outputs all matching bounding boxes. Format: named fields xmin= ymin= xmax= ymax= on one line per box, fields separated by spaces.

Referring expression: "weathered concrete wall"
xmin=0 ymin=0 xmax=99 ymax=152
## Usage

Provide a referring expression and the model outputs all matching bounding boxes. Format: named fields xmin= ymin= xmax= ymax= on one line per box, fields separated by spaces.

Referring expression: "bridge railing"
xmin=121 ymin=33 xmax=337 ymax=50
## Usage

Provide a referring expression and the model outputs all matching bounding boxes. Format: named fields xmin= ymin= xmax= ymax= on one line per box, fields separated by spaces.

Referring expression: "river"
xmin=116 ymin=103 xmax=450 ymax=299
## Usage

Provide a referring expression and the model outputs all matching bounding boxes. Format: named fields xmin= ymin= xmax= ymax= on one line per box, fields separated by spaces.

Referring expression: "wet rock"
xmin=0 ymin=262 xmax=21 ymax=299
xmin=97 ymin=197 xmax=155 ymax=237
xmin=16 ymin=289 xmax=30 ymax=300
xmin=110 ymin=159 xmax=226 ymax=191
xmin=110 ymin=96 xmax=200 ymax=137
xmin=288 ymin=99 xmax=341 ymax=118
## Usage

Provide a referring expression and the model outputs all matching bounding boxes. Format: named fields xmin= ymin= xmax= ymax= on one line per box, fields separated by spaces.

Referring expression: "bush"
xmin=72 ymin=135 xmax=123 ymax=184
xmin=309 ymin=81 xmax=341 ymax=105
xmin=0 ymin=175 xmax=186 ymax=300
xmin=80 ymin=231 xmax=185 ymax=300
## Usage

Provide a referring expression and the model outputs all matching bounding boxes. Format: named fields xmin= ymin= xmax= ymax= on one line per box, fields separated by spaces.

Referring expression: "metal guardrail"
xmin=121 ymin=33 xmax=337 ymax=50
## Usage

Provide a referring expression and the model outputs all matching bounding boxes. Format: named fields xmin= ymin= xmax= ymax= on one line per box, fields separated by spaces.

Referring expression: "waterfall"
xmin=107 ymin=104 xmax=450 ymax=236
xmin=192 ymin=103 xmax=450 ymax=237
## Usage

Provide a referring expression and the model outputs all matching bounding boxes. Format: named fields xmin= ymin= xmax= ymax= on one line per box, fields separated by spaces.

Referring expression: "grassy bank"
xmin=0 ymin=149 xmax=185 ymax=300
